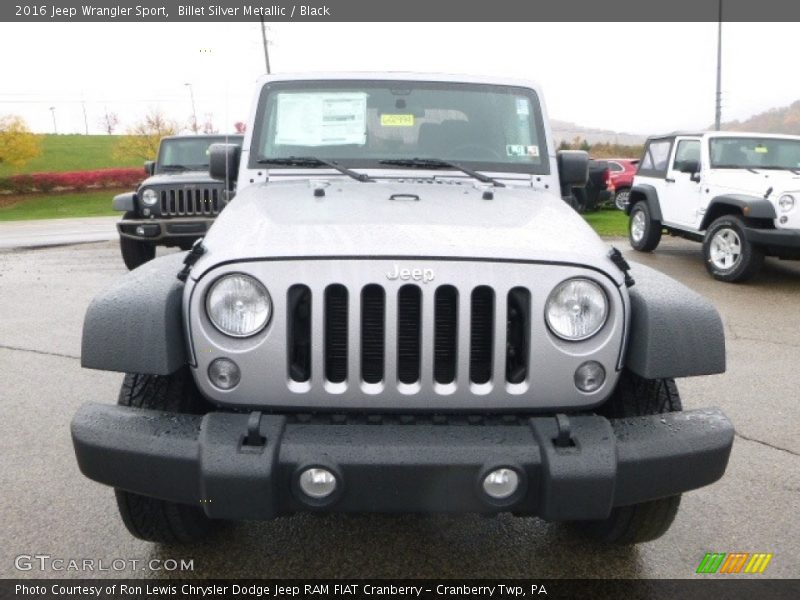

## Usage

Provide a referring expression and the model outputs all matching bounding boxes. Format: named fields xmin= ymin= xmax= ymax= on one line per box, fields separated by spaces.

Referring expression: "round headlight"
xmin=778 ymin=194 xmax=795 ymax=213
xmin=141 ymin=188 xmax=158 ymax=206
xmin=545 ymin=278 xmax=608 ymax=341
xmin=206 ymin=274 xmax=271 ymax=337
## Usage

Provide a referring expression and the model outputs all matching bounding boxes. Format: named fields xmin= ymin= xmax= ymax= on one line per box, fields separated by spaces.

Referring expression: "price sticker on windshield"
xmin=381 ymin=114 xmax=415 ymax=127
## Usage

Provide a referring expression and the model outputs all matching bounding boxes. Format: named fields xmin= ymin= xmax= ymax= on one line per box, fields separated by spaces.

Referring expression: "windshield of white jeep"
xmin=709 ymin=136 xmax=800 ymax=171
xmin=157 ymin=136 xmax=240 ymax=171
xmin=251 ymin=81 xmax=549 ymax=174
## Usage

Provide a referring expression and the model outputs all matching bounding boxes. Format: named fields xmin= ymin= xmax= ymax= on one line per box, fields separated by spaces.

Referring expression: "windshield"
xmin=709 ymin=136 xmax=800 ymax=170
xmin=157 ymin=136 xmax=241 ymax=171
xmin=251 ymin=80 xmax=549 ymax=174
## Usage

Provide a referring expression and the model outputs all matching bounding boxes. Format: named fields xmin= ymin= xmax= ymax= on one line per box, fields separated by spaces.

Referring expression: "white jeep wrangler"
xmin=627 ymin=132 xmax=800 ymax=282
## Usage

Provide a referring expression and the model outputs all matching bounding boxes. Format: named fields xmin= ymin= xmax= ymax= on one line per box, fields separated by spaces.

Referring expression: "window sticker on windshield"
xmin=516 ymin=98 xmax=530 ymax=116
xmin=507 ymin=144 xmax=539 ymax=158
xmin=754 ymin=145 xmax=768 ymax=154
xmin=380 ymin=114 xmax=415 ymax=127
xmin=275 ymin=92 xmax=367 ymax=146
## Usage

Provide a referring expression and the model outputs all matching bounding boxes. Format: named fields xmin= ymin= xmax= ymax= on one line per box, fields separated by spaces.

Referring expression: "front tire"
xmin=114 ymin=368 xmax=214 ymax=543
xmin=703 ymin=215 xmax=764 ymax=282
xmin=119 ymin=213 xmax=155 ymax=270
xmin=574 ymin=371 xmax=683 ymax=544
xmin=628 ymin=201 xmax=662 ymax=252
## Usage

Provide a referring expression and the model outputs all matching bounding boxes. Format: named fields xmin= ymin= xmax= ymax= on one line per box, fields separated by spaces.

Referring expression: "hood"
xmin=142 ymin=171 xmax=221 ymax=187
xmin=192 ymin=179 xmax=623 ymax=284
xmin=708 ymin=169 xmax=800 ymax=197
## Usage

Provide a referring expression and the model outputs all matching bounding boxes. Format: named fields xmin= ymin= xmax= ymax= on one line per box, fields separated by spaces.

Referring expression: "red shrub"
xmin=0 ymin=167 xmax=145 ymax=195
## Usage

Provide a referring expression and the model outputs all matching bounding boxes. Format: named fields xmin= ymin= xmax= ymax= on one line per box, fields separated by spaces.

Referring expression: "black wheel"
xmin=574 ymin=370 xmax=683 ymax=544
xmin=571 ymin=187 xmax=589 ymax=213
xmin=628 ymin=201 xmax=662 ymax=252
xmin=702 ymin=215 xmax=764 ymax=282
xmin=614 ymin=187 xmax=631 ymax=211
xmin=119 ymin=212 xmax=155 ymax=270
xmin=114 ymin=368 xmax=214 ymax=543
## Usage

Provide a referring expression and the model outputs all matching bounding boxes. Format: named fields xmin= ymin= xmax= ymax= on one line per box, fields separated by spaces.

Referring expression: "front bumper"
xmin=71 ymin=404 xmax=733 ymax=521
xmin=117 ymin=217 xmax=214 ymax=242
xmin=744 ymin=227 xmax=800 ymax=253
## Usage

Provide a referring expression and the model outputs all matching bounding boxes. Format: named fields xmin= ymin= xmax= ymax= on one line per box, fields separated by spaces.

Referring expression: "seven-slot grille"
xmin=287 ymin=283 xmax=531 ymax=391
xmin=159 ymin=187 xmax=222 ymax=216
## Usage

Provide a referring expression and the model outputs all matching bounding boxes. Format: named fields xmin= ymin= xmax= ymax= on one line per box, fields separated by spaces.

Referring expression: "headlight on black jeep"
xmin=206 ymin=274 xmax=272 ymax=337
xmin=545 ymin=278 xmax=608 ymax=341
xmin=141 ymin=188 xmax=158 ymax=206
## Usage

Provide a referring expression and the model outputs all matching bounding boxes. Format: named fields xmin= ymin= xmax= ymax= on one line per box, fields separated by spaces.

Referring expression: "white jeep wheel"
xmin=630 ymin=209 xmax=646 ymax=242
xmin=628 ymin=201 xmax=661 ymax=252
xmin=708 ymin=227 xmax=742 ymax=271
xmin=702 ymin=215 xmax=764 ymax=283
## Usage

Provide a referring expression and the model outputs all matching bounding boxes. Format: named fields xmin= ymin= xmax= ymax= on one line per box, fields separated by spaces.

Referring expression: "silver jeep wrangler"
xmin=72 ymin=74 xmax=734 ymax=545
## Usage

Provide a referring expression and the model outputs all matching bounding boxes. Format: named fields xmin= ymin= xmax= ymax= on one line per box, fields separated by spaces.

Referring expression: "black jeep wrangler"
xmin=113 ymin=134 xmax=243 ymax=269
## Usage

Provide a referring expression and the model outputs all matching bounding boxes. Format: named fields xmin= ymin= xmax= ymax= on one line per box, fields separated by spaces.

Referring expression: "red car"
xmin=606 ymin=158 xmax=639 ymax=210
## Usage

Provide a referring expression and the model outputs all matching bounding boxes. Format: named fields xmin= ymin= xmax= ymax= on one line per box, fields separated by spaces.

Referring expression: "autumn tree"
xmin=113 ymin=109 xmax=179 ymax=161
xmin=201 ymin=114 xmax=218 ymax=134
xmin=99 ymin=110 xmax=120 ymax=135
xmin=0 ymin=115 xmax=42 ymax=168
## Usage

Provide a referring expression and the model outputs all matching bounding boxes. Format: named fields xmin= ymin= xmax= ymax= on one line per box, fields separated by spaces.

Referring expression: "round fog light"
xmin=208 ymin=358 xmax=241 ymax=390
xmin=299 ymin=467 xmax=337 ymax=499
xmin=574 ymin=361 xmax=605 ymax=393
xmin=482 ymin=468 xmax=519 ymax=500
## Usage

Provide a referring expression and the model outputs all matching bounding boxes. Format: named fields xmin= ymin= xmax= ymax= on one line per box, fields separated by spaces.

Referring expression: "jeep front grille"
xmin=286 ymin=282 xmax=530 ymax=390
xmin=159 ymin=187 xmax=222 ymax=216
xmin=190 ymin=259 xmax=626 ymax=411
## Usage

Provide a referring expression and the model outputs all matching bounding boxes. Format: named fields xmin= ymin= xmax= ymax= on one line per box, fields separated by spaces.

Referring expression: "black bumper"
xmin=744 ymin=227 xmax=800 ymax=250
xmin=117 ymin=218 xmax=213 ymax=242
xmin=71 ymin=404 xmax=733 ymax=521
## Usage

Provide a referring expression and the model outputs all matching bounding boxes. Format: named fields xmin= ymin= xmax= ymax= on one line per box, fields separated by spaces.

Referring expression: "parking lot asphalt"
xmin=0 ymin=236 xmax=798 ymax=580
xmin=0 ymin=216 xmax=118 ymax=249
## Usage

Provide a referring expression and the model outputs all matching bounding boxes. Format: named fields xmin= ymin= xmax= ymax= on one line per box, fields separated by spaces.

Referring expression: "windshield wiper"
xmin=257 ymin=156 xmax=373 ymax=182
xmin=756 ymin=165 xmax=800 ymax=174
xmin=378 ymin=158 xmax=505 ymax=187
xmin=160 ymin=164 xmax=191 ymax=171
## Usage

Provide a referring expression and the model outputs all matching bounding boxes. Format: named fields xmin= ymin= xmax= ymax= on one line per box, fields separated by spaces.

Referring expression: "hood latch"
xmin=609 ymin=246 xmax=635 ymax=288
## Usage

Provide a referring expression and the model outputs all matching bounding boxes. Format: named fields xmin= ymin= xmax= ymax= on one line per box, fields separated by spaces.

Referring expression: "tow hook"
xmin=554 ymin=413 xmax=575 ymax=448
xmin=241 ymin=411 xmax=266 ymax=451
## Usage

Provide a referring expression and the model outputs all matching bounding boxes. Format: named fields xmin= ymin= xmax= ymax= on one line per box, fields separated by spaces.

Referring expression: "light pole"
xmin=715 ymin=0 xmax=723 ymax=131
xmin=185 ymin=83 xmax=198 ymax=133
xmin=260 ymin=16 xmax=271 ymax=74
xmin=49 ymin=106 xmax=57 ymax=134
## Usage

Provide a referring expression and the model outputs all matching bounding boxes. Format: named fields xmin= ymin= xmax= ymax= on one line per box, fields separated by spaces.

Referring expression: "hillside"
xmin=0 ymin=135 xmax=140 ymax=177
xmin=551 ymin=119 xmax=646 ymax=146
xmin=720 ymin=100 xmax=800 ymax=135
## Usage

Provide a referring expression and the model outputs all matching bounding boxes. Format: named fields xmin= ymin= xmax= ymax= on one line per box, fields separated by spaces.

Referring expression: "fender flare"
xmin=624 ymin=262 xmax=725 ymax=379
xmin=81 ymin=252 xmax=187 ymax=375
xmin=112 ymin=191 xmax=136 ymax=213
xmin=625 ymin=184 xmax=662 ymax=221
xmin=700 ymin=194 xmax=777 ymax=230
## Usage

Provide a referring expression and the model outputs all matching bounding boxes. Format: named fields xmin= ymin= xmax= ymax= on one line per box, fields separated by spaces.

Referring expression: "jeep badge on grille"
xmin=386 ymin=264 xmax=435 ymax=283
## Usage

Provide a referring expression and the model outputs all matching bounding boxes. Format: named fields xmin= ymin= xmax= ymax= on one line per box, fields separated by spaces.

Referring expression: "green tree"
xmin=113 ymin=109 xmax=179 ymax=162
xmin=0 ymin=115 xmax=41 ymax=168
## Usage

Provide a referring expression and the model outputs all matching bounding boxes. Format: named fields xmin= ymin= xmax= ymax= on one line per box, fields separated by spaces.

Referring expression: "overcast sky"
xmin=1 ymin=22 xmax=799 ymax=135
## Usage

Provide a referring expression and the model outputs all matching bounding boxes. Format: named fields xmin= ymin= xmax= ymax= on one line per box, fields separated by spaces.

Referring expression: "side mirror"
xmin=143 ymin=160 xmax=155 ymax=176
xmin=209 ymin=143 xmax=241 ymax=191
xmin=679 ymin=159 xmax=700 ymax=174
xmin=557 ymin=151 xmax=590 ymax=195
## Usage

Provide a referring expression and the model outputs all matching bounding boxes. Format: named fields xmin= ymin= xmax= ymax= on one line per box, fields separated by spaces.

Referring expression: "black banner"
xmin=3 ymin=0 xmax=800 ymax=22
xmin=4 ymin=579 xmax=800 ymax=600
